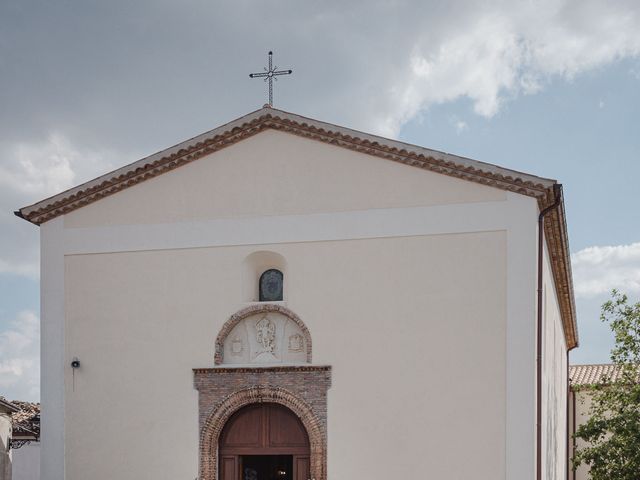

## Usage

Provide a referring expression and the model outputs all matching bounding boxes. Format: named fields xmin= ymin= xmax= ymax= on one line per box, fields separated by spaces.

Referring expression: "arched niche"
xmin=243 ymin=251 xmax=287 ymax=303
xmin=215 ymin=305 xmax=312 ymax=365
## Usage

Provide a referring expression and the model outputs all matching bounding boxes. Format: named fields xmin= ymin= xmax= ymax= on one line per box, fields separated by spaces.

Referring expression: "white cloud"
xmin=571 ymin=242 xmax=640 ymax=298
xmin=0 ymin=133 xmax=116 ymax=198
xmin=448 ymin=115 xmax=468 ymax=134
xmin=0 ymin=134 xmax=77 ymax=196
xmin=0 ymin=135 xmax=118 ymax=279
xmin=0 ymin=310 xmax=40 ymax=401
xmin=455 ymin=120 xmax=468 ymax=134
xmin=334 ymin=0 xmax=640 ymax=137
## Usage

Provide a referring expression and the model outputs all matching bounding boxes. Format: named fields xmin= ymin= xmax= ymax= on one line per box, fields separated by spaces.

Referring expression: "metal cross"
xmin=249 ymin=51 xmax=292 ymax=107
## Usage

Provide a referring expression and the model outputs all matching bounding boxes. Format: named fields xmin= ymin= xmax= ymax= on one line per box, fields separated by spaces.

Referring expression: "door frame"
xmin=195 ymin=378 xmax=330 ymax=480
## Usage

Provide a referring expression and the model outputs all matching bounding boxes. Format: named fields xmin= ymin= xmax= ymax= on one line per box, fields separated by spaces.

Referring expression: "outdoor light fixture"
xmin=71 ymin=357 xmax=80 ymax=369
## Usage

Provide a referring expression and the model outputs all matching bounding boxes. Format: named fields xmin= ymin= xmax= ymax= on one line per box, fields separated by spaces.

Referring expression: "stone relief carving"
xmin=288 ymin=333 xmax=304 ymax=353
xmin=231 ymin=337 xmax=243 ymax=356
xmin=222 ymin=311 xmax=309 ymax=365
xmin=256 ymin=316 xmax=276 ymax=353
xmin=254 ymin=315 xmax=278 ymax=363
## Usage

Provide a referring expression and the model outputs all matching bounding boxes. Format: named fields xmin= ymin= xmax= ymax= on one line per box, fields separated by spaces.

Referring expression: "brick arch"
xmin=214 ymin=304 xmax=312 ymax=364
xmin=199 ymin=385 xmax=326 ymax=480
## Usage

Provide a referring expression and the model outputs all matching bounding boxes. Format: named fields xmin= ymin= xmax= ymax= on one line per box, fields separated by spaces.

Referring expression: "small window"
xmin=259 ymin=269 xmax=283 ymax=302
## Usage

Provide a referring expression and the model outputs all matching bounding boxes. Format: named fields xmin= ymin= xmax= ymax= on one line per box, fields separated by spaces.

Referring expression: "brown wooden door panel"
xmin=293 ymin=455 xmax=310 ymax=480
xmin=220 ymin=403 xmax=310 ymax=453
xmin=220 ymin=403 xmax=311 ymax=478
xmin=220 ymin=403 xmax=264 ymax=449
xmin=268 ymin=404 xmax=309 ymax=447
xmin=220 ymin=455 xmax=237 ymax=480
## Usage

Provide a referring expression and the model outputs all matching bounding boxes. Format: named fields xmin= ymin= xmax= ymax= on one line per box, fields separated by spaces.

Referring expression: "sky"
xmin=1 ymin=0 xmax=639 ymax=402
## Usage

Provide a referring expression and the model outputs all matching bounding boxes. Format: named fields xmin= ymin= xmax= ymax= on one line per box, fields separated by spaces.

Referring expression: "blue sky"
xmin=1 ymin=1 xmax=639 ymax=401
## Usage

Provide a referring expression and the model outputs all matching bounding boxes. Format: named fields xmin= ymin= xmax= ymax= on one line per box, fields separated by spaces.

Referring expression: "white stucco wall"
xmin=12 ymin=443 xmax=40 ymax=480
xmin=63 ymin=232 xmax=507 ymax=479
xmin=541 ymin=240 xmax=568 ymax=480
xmin=38 ymin=129 xmax=547 ymax=480
xmin=0 ymin=412 xmax=12 ymax=480
xmin=40 ymin=219 xmax=65 ymax=480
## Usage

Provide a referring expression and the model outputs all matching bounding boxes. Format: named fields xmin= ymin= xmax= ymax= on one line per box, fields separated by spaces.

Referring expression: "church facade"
xmin=18 ymin=107 xmax=577 ymax=480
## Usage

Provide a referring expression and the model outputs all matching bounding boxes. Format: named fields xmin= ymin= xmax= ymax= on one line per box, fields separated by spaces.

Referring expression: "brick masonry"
xmin=194 ymin=365 xmax=332 ymax=480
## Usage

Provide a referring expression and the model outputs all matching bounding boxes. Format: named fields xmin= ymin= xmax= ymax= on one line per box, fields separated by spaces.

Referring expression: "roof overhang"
xmin=15 ymin=106 xmax=578 ymax=349
xmin=0 ymin=398 xmax=19 ymax=413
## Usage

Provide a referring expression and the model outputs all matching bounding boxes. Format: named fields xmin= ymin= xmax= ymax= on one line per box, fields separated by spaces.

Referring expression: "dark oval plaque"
xmin=259 ymin=269 xmax=283 ymax=302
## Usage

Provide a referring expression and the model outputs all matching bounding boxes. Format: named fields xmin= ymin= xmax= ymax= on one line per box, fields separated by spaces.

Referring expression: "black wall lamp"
xmin=71 ymin=357 xmax=80 ymax=391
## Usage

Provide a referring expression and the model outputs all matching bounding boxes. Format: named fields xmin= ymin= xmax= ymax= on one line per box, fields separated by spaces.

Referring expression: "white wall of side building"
xmin=541 ymin=239 xmax=569 ymax=480
xmin=37 ymin=129 xmax=557 ymax=479
xmin=0 ymin=412 xmax=12 ymax=480
xmin=12 ymin=443 xmax=40 ymax=480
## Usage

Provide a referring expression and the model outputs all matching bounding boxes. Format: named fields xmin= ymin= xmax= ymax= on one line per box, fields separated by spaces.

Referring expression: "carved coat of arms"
xmin=288 ymin=333 xmax=304 ymax=352
xmin=231 ymin=337 xmax=243 ymax=356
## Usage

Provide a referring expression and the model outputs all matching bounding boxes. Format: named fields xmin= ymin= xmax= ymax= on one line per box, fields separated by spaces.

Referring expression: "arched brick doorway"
xmin=195 ymin=370 xmax=330 ymax=480
xmin=219 ymin=403 xmax=310 ymax=480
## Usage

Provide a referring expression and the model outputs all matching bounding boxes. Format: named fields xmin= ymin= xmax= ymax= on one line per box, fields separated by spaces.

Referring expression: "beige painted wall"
xmin=63 ymin=129 xmax=505 ymax=228
xmin=541 ymin=242 xmax=568 ymax=480
xmin=64 ymin=232 xmax=506 ymax=480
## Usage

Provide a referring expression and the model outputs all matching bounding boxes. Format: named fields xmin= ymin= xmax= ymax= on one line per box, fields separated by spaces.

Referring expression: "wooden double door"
xmin=219 ymin=403 xmax=310 ymax=480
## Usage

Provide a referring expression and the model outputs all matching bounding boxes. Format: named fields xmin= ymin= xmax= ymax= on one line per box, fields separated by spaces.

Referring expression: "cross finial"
xmin=249 ymin=51 xmax=293 ymax=107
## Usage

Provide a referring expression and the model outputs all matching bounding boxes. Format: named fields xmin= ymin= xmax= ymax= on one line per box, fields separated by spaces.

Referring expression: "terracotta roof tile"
xmin=569 ymin=364 xmax=626 ymax=387
xmin=10 ymin=400 xmax=40 ymax=436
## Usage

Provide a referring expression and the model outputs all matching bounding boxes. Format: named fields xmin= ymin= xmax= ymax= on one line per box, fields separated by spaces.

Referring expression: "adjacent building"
xmin=568 ymin=363 xmax=625 ymax=480
xmin=0 ymin=397 xmax=19 ymax=480
xmin=11 ymin=402 xmax=40 ymax=480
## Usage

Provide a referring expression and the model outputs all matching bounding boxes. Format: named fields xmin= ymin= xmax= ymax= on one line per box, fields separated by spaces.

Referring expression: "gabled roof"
xmin=15 ymin=105 xmax=577 ymax=348
xmin=17 ymin=106 xmax=560 ymax=225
